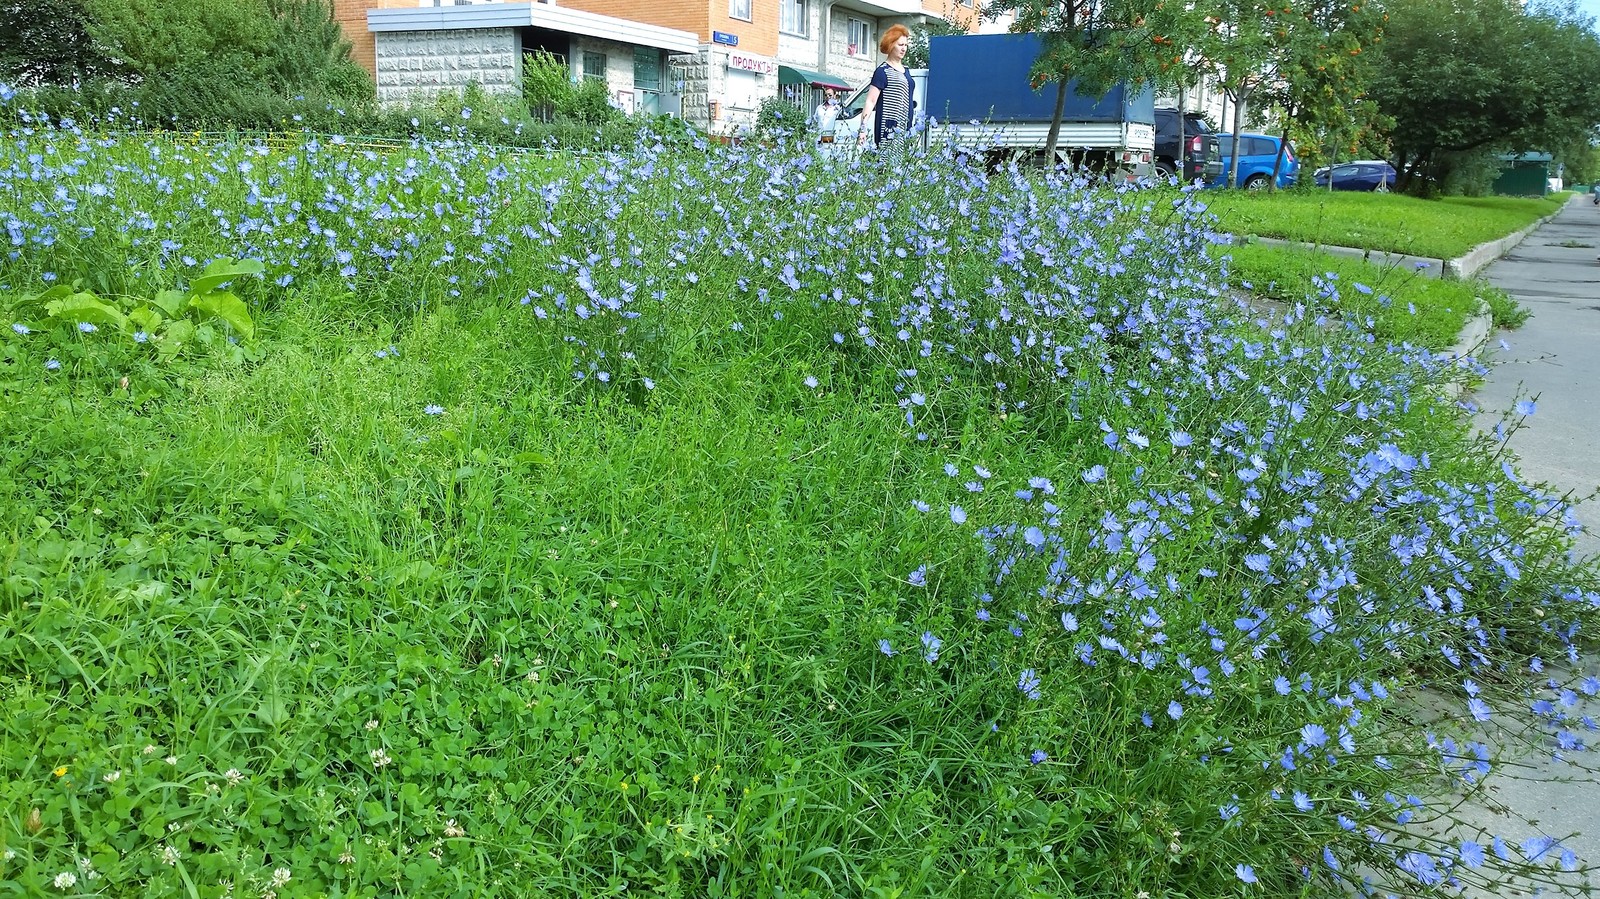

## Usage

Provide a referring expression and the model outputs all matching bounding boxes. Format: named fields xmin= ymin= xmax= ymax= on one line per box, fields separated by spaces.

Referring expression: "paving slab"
xmin=1447 ymin=195 xmax=1600 ymax=897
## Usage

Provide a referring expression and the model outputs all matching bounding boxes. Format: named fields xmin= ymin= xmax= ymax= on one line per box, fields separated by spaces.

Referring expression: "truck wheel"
xmin=1243 ymin=174 xmax=1269 ymax=191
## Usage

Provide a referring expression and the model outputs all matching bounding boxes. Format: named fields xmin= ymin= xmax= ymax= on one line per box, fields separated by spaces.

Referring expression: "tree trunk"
xmin=1045 ymin=78 xmax=1068 ymax=166
xmin=1270 ymin=117 xmax=1293 ymax=191
xmin=1228 ymin=95 xmax=1248 ymax=188
xmin=1176 ymin=84 xmax=1187 ymax=181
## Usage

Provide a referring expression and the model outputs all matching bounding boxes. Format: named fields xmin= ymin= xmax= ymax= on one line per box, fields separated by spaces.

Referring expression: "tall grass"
xmin=1 ymin=108 xmax=1597 ymax=897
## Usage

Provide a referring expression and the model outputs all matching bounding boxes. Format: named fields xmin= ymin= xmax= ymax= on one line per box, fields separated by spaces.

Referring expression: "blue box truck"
xmin=835 ymin=33 xmax=1155 ymax=174
xmin=927 ymin=33 xmax=1155 ymax=173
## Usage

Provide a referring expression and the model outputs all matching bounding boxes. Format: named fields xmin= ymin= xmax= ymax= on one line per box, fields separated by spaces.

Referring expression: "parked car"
xmin=1205 ymin=133 xmax=1299 ymax=189
xmin=1312 ymin=161 xmax=1397 ymax=192
xmin=1153 ymin=108 xmax=1214 ymax=182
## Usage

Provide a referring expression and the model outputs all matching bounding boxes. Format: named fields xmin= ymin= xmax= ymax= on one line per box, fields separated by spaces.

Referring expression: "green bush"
xmin=755 ymin=96 xmax=807 ymax=142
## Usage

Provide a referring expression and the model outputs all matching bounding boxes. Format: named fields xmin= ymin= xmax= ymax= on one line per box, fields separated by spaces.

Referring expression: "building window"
xmin=846 ymin=18 xmax=872 ymax=57
xmin=780 ymin=0 xmax=807 ymax=37
xmin=582 ymin=51 xmax=607 ymax=84
xmin=729 ymin=0 xmax=751 ymax=22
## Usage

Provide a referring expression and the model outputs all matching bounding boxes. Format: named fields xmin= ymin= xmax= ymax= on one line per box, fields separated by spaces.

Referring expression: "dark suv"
xmin=1153 ymin=108 xmax=1213 ymax=183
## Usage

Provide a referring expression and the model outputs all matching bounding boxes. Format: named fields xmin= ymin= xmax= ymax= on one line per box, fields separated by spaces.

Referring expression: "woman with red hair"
xmin=856 ymin=23 xmax=915 ymax=150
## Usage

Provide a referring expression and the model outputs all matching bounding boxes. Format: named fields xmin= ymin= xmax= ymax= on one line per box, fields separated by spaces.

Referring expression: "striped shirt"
xmin=870 ymin=63 xmax=914 ymax=145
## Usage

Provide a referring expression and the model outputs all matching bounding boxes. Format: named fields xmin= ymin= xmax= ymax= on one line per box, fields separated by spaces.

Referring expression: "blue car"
xmin=1205 ymin=133 xmax=1299 ymax=189
xmin=1313 ymin=161 xmax=1397 ymax=191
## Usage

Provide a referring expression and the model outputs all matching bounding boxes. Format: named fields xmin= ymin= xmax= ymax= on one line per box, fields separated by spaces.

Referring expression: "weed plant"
xmin=1203 ymin=191 xmax=1567 ymax=260
xmin=1 ymin=101 xmax=1598 ymax=898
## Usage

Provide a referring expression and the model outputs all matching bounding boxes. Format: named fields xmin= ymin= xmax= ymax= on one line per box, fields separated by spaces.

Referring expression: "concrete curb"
xmin=1444 ymin=208 xmax=1556 ymax=280
xmin=1239 ymin=235 xmax=1442 ymax=278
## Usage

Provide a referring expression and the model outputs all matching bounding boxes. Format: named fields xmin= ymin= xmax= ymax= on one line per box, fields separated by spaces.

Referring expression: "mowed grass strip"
xmin=1201 ymin=189 xmax=1567 ymax=259
xmin=1217 ymin=242 xmax=1524 ymax=349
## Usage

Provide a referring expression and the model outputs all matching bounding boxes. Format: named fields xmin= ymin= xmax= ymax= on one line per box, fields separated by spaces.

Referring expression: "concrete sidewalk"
xmin=1448 ymin=195 xmax=1600 ymax=898
xmin=1474 ymin=196 xmax=1600 ymax=563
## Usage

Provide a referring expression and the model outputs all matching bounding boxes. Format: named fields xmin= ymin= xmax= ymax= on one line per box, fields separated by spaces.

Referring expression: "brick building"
xmin=332 ymin=0 xmax=996 ymax=132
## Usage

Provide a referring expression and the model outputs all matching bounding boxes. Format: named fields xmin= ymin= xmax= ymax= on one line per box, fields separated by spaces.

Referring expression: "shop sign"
xmin=728 ymin=53 xmax=775 ymax=75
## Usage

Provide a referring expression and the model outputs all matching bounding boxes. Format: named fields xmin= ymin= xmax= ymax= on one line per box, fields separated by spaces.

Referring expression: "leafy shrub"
xmin=755 ymin=96 xmax=807 ymax=143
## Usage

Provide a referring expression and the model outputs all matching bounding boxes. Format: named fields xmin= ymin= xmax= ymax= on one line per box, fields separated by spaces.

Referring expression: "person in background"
xmin=813 ymin=87 xmax=840 ymax=149
xmin=856 ymin=24 xmax=914 ymax=151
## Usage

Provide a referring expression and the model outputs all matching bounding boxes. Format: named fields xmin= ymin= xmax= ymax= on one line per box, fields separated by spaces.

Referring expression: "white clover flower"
xmin=365 ymin=719 xmax=379 ymax=731
xmin=270 ymin=867 xmax=291 ymax=887
xmin=370 ymin=748 xmax=392 ymax=769
xmin=159 ymin=844 xmax=180 ymax=866
xmin=53 ymin=871 xmax=77 ymax=889
xmin=223 ymin=767 xmax=244 ymax=786
xmin=443 ymin=819 xmax=465 ymax=838
xmin=102 ymin=769 xmax=122 ymax=783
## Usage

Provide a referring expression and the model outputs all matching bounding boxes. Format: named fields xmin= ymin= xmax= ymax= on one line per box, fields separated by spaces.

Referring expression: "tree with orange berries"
xmin=1257 ymin=0 xmax=1386 ymax=187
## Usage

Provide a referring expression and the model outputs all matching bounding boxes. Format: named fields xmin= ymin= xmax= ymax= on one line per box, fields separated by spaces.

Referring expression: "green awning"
xmin=778 ymin=65 xmax=850 ymax=92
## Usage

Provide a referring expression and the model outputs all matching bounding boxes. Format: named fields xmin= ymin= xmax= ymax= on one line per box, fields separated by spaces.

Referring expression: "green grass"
xmin=1 ymin=128 xmax=1596 ymax=897
xmin=1217 ymin=242 xmax=1522 ymax=349
xmin=1201 ymin=190 xmax=1568 ymax=259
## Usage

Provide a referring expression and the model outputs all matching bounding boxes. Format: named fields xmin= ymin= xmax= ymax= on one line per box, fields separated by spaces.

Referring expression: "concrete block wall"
xmin=373 ymin=28 xmax=522 ymax=106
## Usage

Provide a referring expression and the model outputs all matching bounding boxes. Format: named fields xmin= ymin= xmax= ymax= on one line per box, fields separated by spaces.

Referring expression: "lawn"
xmin=1200 ymin=189 xmax=1568 ymax=259
xmin=2 ymin=120 xmax=1597 ymax=897
xmin=1217 ymin=242 xmax=1524 ymax=350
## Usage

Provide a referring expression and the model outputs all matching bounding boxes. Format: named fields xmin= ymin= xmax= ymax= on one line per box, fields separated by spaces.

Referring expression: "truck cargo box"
xmin=926 ymin=33 xmax=1154 ymax=128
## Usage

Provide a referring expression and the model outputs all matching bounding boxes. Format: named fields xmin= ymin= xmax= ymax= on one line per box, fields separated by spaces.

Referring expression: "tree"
xmin=1193 ymin=0 xmax=1276 ymax=187
xmin=905 ymin=16 xmax=970 ymax=70
xmin=983 ymin=0 xmax=1207 ymax=162
xmin=1256 ymin=0 xmax=1386 ymax=186
xmin=1369 ymin=0 xmax=1600 ymax=194
xmin=82 ymin=0 xmax=368 ymax=102
xmin=0 ymin=0 xmax=115 ymax=86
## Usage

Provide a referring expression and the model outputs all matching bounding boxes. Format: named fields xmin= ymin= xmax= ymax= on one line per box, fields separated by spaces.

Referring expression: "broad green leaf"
xmin=188 ymin=290 xmax=255 ymax=339
xmin=14 ymin=284 xmax=74 ymax=314
xmin=190 ymin=257 xmax=265 ymax=295
xmin=45 ymin=293 xmax=130 ymax=332
xmin=128 ymin=306 xmax=165 ymax=332
xmin=149 ymin=290 xmax=187 ymax=317
xmin=159 ymin=320 xmax=195 ymax=359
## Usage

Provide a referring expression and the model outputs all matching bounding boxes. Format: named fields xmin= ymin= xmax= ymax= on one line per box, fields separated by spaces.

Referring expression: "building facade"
xmin=332 ymin=1 xmax=700 ymax=113
xmin=560 ymin=0 xmax=992 ymax=131
xmin=332 ymin=0 xmax=997 ymax=132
